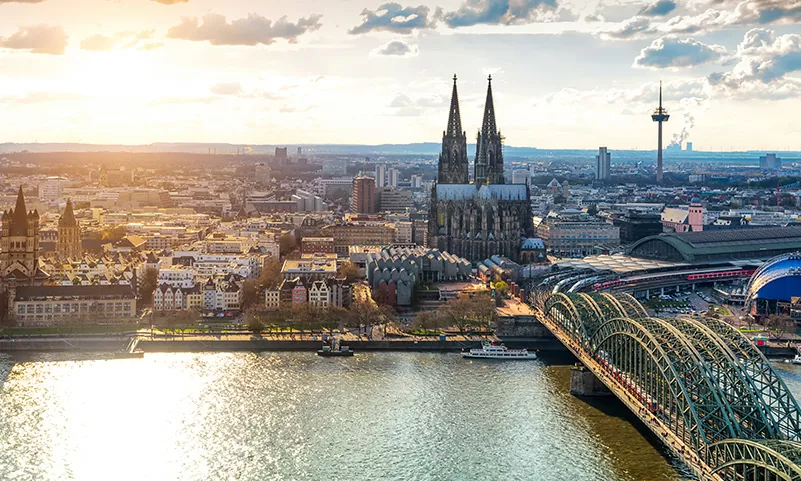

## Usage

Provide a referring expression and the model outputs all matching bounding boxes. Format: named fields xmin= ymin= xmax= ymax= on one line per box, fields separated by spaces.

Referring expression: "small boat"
xmin=462 ymin=341 xmax=537 ymax=360
xmin=317 ymin=338 xmax=354 ymax=357
xmin=792 ymin=356 xmax=801 ymax=365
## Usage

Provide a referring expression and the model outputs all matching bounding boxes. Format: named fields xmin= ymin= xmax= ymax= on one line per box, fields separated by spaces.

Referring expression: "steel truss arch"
xmin=596 ymin=292 xmax=628 ymax=319
xmin=697 ymin=317 xmax=801 ymax=441
xmin=660 ymin=316 xmax=780 ymax=440
xmin=615 ymin=292 xmax=648 ymax=318
xmin=592 ymin=317 xmax=738 ymax=449
xmin=707 ymin=439 xmax=801 ymax=480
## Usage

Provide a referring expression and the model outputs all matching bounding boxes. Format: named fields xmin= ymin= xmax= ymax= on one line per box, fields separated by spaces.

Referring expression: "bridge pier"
xmin=570 ymin=364 xmax=611 ymax=397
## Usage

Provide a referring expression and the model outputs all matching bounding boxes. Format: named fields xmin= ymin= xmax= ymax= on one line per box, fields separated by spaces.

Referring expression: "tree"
xmin=279 ymin=233 xmax=297 ymax=256
xmin=439 ymin=293 xmax=495 ymax=335
xmin=241 ymin=280 xmax=259 ymax=310
xmin=100 ymin=226 xmax=127 ymax=242
xmin=764 ymin=314 xmax=795 ymax=340
xmin=139 ymin=268 xmax=159 ymax=306
xmin=338 ymin=261 xmax=361 ymax=282
xmin=413 ymin=310 xmax=446 ymax=332
xmin=245 ymin=309 xmax=266 ymax=334
xmin=493 ymin=281 xmax=509 ymax=298
xmin=259 ymin=257 xmax=283 ymax=290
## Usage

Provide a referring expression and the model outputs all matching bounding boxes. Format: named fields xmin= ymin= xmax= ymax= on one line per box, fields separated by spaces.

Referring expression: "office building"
xmin=375 ymin=164 xmax=387 ymax=188
xmin=596 ymin=147 xmax=611 ymax=182
xmin=388 ymin=168 xmax=399 ymax=188
xmin=511 ymin=169 xmax=530 ymax=185
xmin=760 ymin=153 xmax=782 ymax=171
xmin=351 ymin=176 xmax=376 ymax=214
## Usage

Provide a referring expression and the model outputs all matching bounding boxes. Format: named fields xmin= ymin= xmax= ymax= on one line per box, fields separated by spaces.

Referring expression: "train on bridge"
xmin=592 ymin=267 xmax=755 ymax=292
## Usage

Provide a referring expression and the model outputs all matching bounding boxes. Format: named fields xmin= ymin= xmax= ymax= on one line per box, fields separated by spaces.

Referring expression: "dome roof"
xmin=746 ymin=252 xmax=801 ymax=305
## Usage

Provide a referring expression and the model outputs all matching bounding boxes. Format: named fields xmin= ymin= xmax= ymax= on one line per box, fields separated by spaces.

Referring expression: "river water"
xmin=0 ymin=352 xmax=799 ymax=481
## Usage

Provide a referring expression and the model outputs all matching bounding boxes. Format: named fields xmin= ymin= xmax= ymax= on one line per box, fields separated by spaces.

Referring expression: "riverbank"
xmin=0 ymin=333 xmax=566 ymax=354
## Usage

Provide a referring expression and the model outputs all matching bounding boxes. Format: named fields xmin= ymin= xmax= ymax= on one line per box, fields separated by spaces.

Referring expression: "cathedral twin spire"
xmin=438 ymin=75 xmax=504 ymax=186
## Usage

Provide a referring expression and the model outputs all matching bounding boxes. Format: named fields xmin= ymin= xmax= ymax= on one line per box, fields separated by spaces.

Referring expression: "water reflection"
xmin=0 ymin=352 xmax=796 ymax=481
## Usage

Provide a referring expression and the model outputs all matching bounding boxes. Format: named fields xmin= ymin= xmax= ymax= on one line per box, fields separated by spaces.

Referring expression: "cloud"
xmin=0 ymin=0 xmax=47 ymax=3
xmin=0 ymin=25 xmax=67 ymax=54
xmin=388 ymin=92 xmax=448 ymax=116
xmin=709 ymin=28 xmax=801 ymax=99
xmin=601 ymin=15 xmax=654 ymax=39
xmin=349 ymin=3 xmax=436 ymax=34
xmin=0 ymin=91 xmax=85 ymax=103
xmin=211 ymin=82 xmax=244 ymax=96
xmin=151 ymin=0 xmax=189 ymax=3
xmin=439 ymin=0 xmax=568 ymax=27
xmin=79 ymin=30 xmax=160 ymax=51
xmin=80 ymin=34 xmax=116 ymax=51
xmin=584 ymin=13 xmax=606 ymax=22
xmin=374 ymin=40 xmax=419 ymax=56
xmin=167 ymin=13 xmax=322 ymax=46
xmin=634 ymin=36 xmax=727 ymax=68
xmin=601 ymin=0 xmax=801 ymax=40
xmin=639 ymin=0 xmax=677 ymax=16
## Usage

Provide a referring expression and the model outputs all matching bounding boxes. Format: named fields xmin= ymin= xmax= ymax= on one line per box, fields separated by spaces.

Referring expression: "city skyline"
xmin=0 ymin=0 xmax=800 ymax=150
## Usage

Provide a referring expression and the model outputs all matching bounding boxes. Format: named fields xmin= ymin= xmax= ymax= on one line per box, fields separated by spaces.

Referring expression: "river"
xmin=0 ymin=352 xmax=799 ymax=481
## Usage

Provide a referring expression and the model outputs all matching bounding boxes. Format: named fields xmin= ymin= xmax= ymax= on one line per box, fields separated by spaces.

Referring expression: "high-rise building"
xmin=686 ymin=142 xmax=693 ymax=152
xmin=275 ymin=147 xmax=288 ymax=165
xmin=511 ymin=169 xmax=530 ymax=185
xmin=596 ymin=147 xmax=611 ymax=182
xmin=760 ymin=153 xmax=782 ymax=171
xmin=57 ymin=198 xmax=82 ymax=259
xmin=428 ymin=75 xmax=532 ymax=262
xmin=375 ymin=164 xmax=387 ymax=188
xmin=410 ymin=175 xmax=423 ymax=189
xmin=352 ymin=176 xmax=376 ymax=214
xmin=388 ymin=168 xmax=399 ymax=188
xmin=297 ymin=147 xmax=302 ymax=157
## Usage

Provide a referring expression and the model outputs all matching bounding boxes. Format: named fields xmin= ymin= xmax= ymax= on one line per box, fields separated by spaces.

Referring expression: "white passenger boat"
xmin=792 ymin=355 xmax=801 ymax=366
xmin=462 ymin=341 xmax=537 ymax=360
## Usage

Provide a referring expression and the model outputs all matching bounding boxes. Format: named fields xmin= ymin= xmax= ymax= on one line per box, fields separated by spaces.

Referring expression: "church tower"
xmin=475 ymin=75 xmax=505 ymax=185
xmin=0 ymin=186 xmax=40 ymax=278
xmin=57 ymin=198 xmax=82 ymax=259
xmin=437 ymin=75 xmax=469 ymax=184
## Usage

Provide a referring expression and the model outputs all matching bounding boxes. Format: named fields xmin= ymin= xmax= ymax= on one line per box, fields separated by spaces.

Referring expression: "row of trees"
xmin=413 ymin=292 xmax=496 ymax=335
xmin=245 ymin=298 xmax=397 ymax=338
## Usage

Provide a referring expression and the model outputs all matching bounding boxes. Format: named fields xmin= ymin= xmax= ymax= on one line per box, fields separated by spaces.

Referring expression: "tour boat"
xmin=462 ymin=341 xmax=537 ymax=360
xmin=792 ymin=355 xmax=801 ymax=366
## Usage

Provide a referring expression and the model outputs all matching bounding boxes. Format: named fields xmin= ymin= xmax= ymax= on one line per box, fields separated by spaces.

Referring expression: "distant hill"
xmin=1 ymin=142 xmax=799 ymax=163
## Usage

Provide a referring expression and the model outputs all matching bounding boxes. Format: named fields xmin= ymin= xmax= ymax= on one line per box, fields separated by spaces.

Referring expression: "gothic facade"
xmin=57 ymin=198 xmax=82 ymax=259
xmin=428 ymin=76 xmax=533 ymax=263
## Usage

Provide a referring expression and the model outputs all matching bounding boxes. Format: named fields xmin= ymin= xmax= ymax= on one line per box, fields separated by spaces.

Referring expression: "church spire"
xmin=481 ymin=75 xmax=497 ymax=138
xmin=475 ymin=75 xmax=504 ymax=185
xmin=437 ymin=74 xmax=469 ymax=184
xmin=446 ymin=74 xmax=463 ymax=137
xmin=10 ymin=185 xmax=29 ymax=236
xmin=59 ymin=198 xmax=76 ymax=227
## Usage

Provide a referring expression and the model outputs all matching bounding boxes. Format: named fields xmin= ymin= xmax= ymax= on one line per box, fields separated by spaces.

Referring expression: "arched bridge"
xmin=536 ymin=292 xmax=801 ymax=481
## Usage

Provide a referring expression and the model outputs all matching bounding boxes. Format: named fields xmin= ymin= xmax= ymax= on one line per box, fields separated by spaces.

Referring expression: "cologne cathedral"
xmin=428 ymin=75 xmax=532 ymax=263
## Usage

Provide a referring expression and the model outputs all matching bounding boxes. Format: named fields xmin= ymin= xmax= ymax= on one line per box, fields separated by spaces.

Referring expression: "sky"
xmin=0 ymin=0 xmax=800 ymax=151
